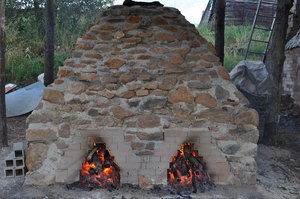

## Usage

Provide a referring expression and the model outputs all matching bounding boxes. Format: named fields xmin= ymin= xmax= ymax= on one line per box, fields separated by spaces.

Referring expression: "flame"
xmin=78 ymin=143 xmax=120 ymax=189
xmin=167 ymin=143 xmax=211 ymax=191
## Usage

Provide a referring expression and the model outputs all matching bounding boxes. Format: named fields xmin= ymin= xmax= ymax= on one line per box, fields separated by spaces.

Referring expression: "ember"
xmin=167 ymin=143 xmax=214 ymax=193
xmin=67 ymin=143 xmax=120 ymax=191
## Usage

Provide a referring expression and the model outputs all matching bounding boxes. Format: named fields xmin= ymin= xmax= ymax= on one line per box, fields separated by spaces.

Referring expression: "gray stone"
xmin=188 ymin=81 xmax=212 ymax=89
xmin=215 ymin=85 xmax=230 ymax=100
xmin=140 ymin=97 xmax=167 ymax=110
xmin=217 ymin=141 xmax=240 ymax=155
xmin=88 ymin=109 xmax=99 ymax=117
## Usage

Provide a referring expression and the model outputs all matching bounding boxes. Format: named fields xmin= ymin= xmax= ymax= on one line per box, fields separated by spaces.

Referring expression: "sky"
xmin=113 ymin=0 xmax=210 ymax=25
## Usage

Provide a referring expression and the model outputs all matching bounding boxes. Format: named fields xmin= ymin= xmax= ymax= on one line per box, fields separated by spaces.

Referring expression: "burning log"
xmin=67 ymin=142 xmax=120 ymax=190
xmin=167 ymin=143 xmax=214 ymax=193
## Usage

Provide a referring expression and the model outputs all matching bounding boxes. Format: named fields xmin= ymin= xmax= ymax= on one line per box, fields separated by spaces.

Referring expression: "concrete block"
xmin=55 ymin=169 xmax=68 ymax=183
xmin=5 ymin=168 xmax=15 ymax=178
xmin=5 ymin=152 xmax=15 ymax=168
xmin=67 ymin=169 xmax=80 ymax=183
xmin=13 ymin=142 xmax=24 ymax=158
xmin=14 ymin=158 xmax=25 ymax=167
xmin=15 ymin=167 xmax=25 ymax=177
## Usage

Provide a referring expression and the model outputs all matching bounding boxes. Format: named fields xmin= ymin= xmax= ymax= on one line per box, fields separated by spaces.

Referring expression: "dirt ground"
xmin=0 ymin=114 xmax=299 ymax=199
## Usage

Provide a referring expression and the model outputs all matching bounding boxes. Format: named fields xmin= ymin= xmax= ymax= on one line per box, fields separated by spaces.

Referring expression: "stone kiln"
xmin=25 ymin=5 xmax=259 ymax=188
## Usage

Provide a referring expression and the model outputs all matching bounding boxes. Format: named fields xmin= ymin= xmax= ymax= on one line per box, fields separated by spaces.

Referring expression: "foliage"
xmin=5 ymin=0 xmax=113 ymax=86
xmin=198 ymin=23 xmax=269 ymax=71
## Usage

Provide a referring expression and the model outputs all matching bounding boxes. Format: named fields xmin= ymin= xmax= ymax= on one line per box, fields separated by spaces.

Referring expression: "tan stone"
xmin=168 ymin=86 xmax=194 ymax=104
xmin=83 ymin=33 xmax=97 ymax=40
xmin=114 ymin=31 xmax=125 ymax=39
xmin=136 ymin=89 xmax=149 ymax=96
xmin=57 ymin=67 xmax=74 ymax=78
xmin=218 ymin=67 xmax=230 ymax=80
xmin=105 ymin=59 xmax=125 ymax=69
xmin=101 ymin=24 xmax=116 ymax=30
xmin=121 ymin=37 xmax=142 ymax=43
xmin=131 ymin=142 xmax=145 ymax=150
xmin=97 ymin=92 xmax=115 ymax=99
xmin=54 ymin=79 xmax=64 ymax=84
xmin=43 ymin=88 xmax=64 ymax=104
xmin=165 ymin=69 xmax=185 ymax=74
xmin=88 ymin=85 xmax=104 ymax=91
xmin=80 ymin=60 xmax=97 ymax=65
xmin=138 ymin=175 xmax=153 ymax=189
xmin=137 ymin=115 xmax=161 ymax=128
xmin=169 ymin=56 xmax=184 ymax=64
xmin=76 ymin=42 xmax=94 ymax=50
xmin=26 ymin=129 xmax=57 ymax=141
xmin=117 ymin=91 xmax=136 ymax=99
xmin=124 ymin=135 xmax=136 ymax=142
xmin=144 ymin=82 xmax=158 ymax=90
xmin=137 ymin=55 xmax=152 ymax=60
xmin=138 ymin=75 xmax=152 ymax=81
xmin=235 ymin=109 xmax=259 ymax=126
xmin=101 ymin=35 xmax=113 ymax=40
xmin=150 ymin=47 xmax=169 ymax=54
xmin=138 ymin=32 xmax=153 ymax=38
xmin=152 ymin=17 xmax=168 ymax=25
xmin=155 ymin=33 xmax=175 ymax=42
xmin=163 ymin=25 xmax=178 ymax=32
xmin=195 ymin=93 xmax=218 ymax=108
xmin=111 ymin=106 xmax=134 ymax=120
xmin=79 ymin=75 xmax=98 ymax=82
xmin=84 ymin=54 xmax=102 ymax=59
xmin=198 ymin=108 xmax=234 ymax=123
xmin=82 ymin=69 xmax=97 ymax=73
xmin=58 ymin=123 xmax=70 ymax=138
xmin=101 ymin=77 xmax=117 ymax=83
xmin=127 ymin=83 xmax=142 ymax=90
xmin=120 ymin=75 xmax=135 ymax=83
xmin=68 ymin=82 xmax=86 ymax=94
xmin=136 ymin=132 xmax=164 ymax=140
xmin=172 ymin=48 xmax=190 ymax=55
xmin=127 ymin=16 xmax=142 ymax=23
xmin=26 ymin=143 xmax=48 ymax=171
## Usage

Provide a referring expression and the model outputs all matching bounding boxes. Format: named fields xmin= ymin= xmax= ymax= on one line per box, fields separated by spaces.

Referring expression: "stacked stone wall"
xmin=25 ymin=5 xmax=259 ymax=187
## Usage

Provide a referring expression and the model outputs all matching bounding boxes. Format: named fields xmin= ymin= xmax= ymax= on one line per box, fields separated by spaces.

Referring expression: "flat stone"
xmin=111 ymin=106 xmax=134 ymax=120
xmin=235 ymin=109 xmax=259 ymax=126
xmin=26 ymin=129 xmax=58 ymax=141
xmin=188 ymin=81 xmax=212 ymax=89
xmin=217 ymin=140 xmax=240 ymax=155
xmin=140 ymin=97 xmax=167 ymax=110
xmin=198 ymin=108 xmax=234 ymax=123
xmin=105 ymin=59 xmax=125 ymax=69
xmin=117 ymin=91 xmax=136 ymax=99
xmin=58 ymin=123 xmax=71 ymax=138
xmin=144 ymin=82 xmax=158 ymax=90
xmin=68 ymin=82 xmax=87 ymax=94
xmin=218 ymin=67 xmax=230 ymax=80
xmin=88 ymin=109 xmax=99 ymax=117
xmin=215 ymin=85 xmax=230 ymax=100
xmin=168 ymin=86 xmax=194 ymax=104
xmin=57 ymin=67 xmax=74 ymax=78
xmin=131 ymin=142 xmax=145 ymax=150
xmin=26 ymin=143 xmax=48 ymax=171
xmin=137 ymin=115 xmax=161 ymax=128
xmin=136 ymin=132 xmax=164 ymax=141
xmin=136 ymin=89 xmax=149 ymax=96
xmin=79 ymin=75 xmax=98 ymax=82
xmin=138 ymin=175 xmax=153 ymax=189
xmin=43 ymin=88 xmax=64 ymax=104
xmin=195 ymin=93 xmax=218 ymax=108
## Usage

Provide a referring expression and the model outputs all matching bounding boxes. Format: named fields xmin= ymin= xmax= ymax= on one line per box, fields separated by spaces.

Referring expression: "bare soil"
xmin=0 ymin=114 xmax=299 ymax=199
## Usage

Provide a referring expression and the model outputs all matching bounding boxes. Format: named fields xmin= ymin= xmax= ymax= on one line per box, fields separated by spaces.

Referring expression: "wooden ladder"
xmin=244 ymin=0 xmax=278 ymax=62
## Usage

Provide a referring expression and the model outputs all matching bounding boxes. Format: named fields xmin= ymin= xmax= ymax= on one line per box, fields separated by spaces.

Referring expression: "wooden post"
xmin=44 ymin=0 xmax=56 ymax=86
xmin=0 ymin=0 xmax=8 ymax=147
xmin=263 ymin=0 xmax=294 ymax=144
xmin=214 ymin=0 xmax=226 ymax=64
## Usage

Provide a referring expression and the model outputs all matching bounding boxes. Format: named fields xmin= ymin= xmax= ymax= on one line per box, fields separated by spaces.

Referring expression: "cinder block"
xmin=15 ymin=167 xmax=25 ymax=177
xmin=55 ymin=169 xmax=68 ymax=183
xmin=5 ymin=152 xmax=15 ymax=168
xmin=14 ymin=158 xmax=25 ymax=167
xmin=5 ymin=168 xmax=15 ymax=178
xmin=13 ymin=142 xmax=24 ymax=158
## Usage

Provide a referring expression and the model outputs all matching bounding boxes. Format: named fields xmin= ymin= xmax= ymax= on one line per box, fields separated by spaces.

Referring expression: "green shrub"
xmin=198 ymin=23 xmax=269 ymax=71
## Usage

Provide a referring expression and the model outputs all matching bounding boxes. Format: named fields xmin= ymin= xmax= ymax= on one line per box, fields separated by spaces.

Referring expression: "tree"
xmin=263 ymin=0 xmax=294 ymax=144
xmin=214 ymin=0 xmax=226 ymax=64
xmin=0 ymin=0 xmax=8 ymax=147
xmin=44 ymin=0 xmax=55 ymax=86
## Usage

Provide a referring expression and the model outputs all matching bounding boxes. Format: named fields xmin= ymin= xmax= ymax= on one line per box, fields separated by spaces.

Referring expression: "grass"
xmin=198 ymin=23 xmax=270 ymax=71
xmin=5 ymin=53 xmax=68 ymax=86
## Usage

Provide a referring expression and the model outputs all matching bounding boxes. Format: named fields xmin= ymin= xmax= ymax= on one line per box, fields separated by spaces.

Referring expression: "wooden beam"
xmin=0 ymin=0 xmax=8 ymax=147
xmin=44 ymin=0 xmax=56 ymax=86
